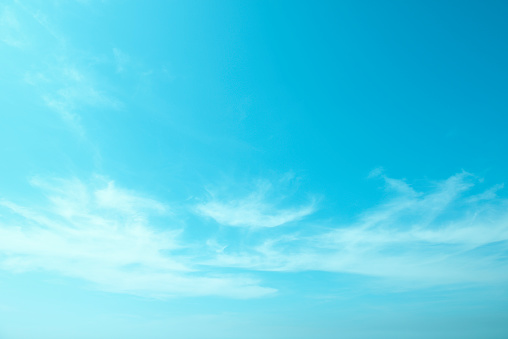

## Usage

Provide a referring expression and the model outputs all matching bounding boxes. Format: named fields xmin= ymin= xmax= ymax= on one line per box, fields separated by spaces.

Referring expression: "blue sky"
xmin=1 ymin=1 xmax=508 ymax=338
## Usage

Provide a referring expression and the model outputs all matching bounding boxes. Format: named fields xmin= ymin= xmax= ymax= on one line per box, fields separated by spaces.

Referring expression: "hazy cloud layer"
xmin=0 ymin=172 xmax=507 ymax=298
xmin=0 ymin=6 xmax=25 ymax=47
xmin=0 ymin=177 xmax=274 ymax=298
xmin=203 ymin=172 xmax=508 ymax=286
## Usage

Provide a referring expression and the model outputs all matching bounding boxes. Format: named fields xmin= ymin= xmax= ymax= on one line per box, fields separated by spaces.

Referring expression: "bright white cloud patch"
xmin=0 ymin=177 xmax=275 ymax=299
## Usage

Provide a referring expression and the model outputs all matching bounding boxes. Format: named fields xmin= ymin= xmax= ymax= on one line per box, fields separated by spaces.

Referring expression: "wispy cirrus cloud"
xmin=2 ymin=172 xmax=507 ymax=298
xmin=203 ymin=172 xmax=508 ymax=287
xmin=3 ymin=1 xmax=122 ymax=136
xmin=0 ymin=5 xmax=26 ymax=47
xmin=195 ymin=179 xmax=316 ymax=228
xmin=29 ymin=65 xmax=123 ymax=135
xmin=0 ymin=176 xmax=275 ymax=298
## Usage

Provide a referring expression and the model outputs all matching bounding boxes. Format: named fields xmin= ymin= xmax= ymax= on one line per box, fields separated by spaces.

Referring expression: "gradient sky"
xmin=1 ymin=1 xmax=508 ymax=338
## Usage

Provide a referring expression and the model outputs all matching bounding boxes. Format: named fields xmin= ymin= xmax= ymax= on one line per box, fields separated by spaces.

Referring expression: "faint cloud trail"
xmin=196 ymin=177 xmax=317 ymax=228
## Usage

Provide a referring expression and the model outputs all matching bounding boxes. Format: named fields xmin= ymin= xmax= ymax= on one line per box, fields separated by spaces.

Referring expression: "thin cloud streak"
xmin=37 ymin=65 xmax=123 ymax=135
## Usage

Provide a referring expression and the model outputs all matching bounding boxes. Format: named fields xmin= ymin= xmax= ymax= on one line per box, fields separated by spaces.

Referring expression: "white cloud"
xmin=195 ymin=180 xmax=316 ymax=228
xmin=0 ymin=177 xmax=275 ymax=299
xmin=203 ymin=172 xmax=508 ymax=287
xmin=94 ymin=181 xmax=167 ymax=214
xmin=2 ymin=172 xmax=507 ymax=297
xmin=467 ymin=183 xmax=504 ymax=203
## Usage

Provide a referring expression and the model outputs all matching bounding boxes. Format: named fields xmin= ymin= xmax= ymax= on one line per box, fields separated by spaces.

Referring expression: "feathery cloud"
xmin=0 ymin=177 xmax=275 ymax=298
xmin=204 ymin=172 xmax=508 ymax=287
xmin=195 ymin=179 xmax=316 ymax=228
xmin=2 ymin=172 xmax=506 ymax=298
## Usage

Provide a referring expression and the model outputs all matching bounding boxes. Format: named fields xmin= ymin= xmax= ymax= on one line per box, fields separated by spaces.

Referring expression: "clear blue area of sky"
xmin=1 ymin=1 xmax=508 ymax=338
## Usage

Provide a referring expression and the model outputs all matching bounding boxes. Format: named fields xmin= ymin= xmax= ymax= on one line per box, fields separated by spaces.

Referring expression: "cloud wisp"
xmin=195 ymin=180 xmax=316 ymax=228
xmin=0 ymin=177 xmax=274 ymax=299
xmin=0 ymin=5 xmax=26 ymax=47
xmin=203 ymin=172 xmax=508 ymax=287
xmin=1 ymin=172 xmax=507 ymax=299
xmin=3 ymin=2 xmax=122 ymax=137
xmin=34 ymin=65 xmax=122 ymax=136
